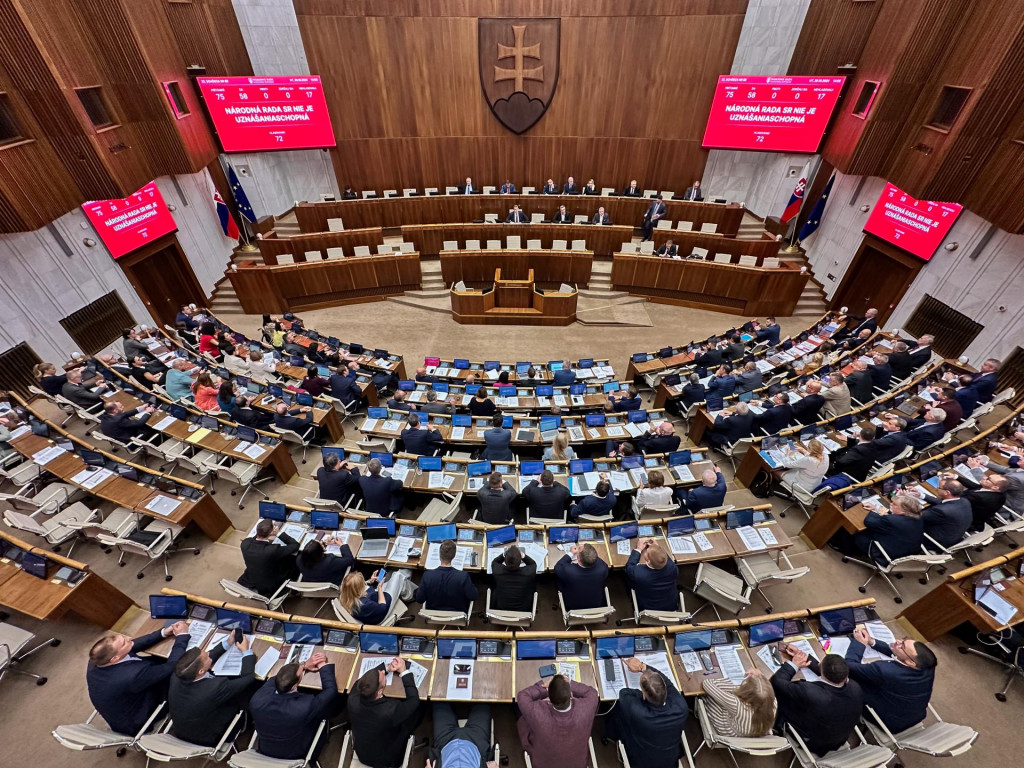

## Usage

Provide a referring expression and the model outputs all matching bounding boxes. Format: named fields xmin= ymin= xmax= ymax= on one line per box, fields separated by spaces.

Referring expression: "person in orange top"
xmin=191 ymin=370 xmax=220 ymax=411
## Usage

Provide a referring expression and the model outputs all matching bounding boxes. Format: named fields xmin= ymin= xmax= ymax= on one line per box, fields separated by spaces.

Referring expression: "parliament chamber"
xmin=2 ymin=2 xmax=1024 ymax=768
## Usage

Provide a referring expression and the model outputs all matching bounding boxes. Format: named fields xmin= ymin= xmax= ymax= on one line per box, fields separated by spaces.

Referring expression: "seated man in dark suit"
xmin=704 ymin=366 xmax=736 ymax=409
xmin=555 ymin=543 xmax=609 ymax=610
xmin=551 ymin=204 xmax=572 ymax=223
xmin=887 ymin=342 xmax=915 ymax=381
xmin=457 ymin=177 xmax=476 ymax=194
xmin=482 ymin=413 xmax=513 ymax=460
xmin=358 ymin=457 xmax=405 ymax=516
xmin=905 ymin=334 xmax=935 ymax=368
xmin=753 ymin=392 xmax=792 ymax=435
xmin=965 ymin=474 xmax=1009 ymax=531
xmin=682 ymin=180 xmax=704 ymax=202
xmin=386 ymin=389 xmax=414 ymax=412
xmin=591 ymin=206 xmax=610 ymax=225
xmin=675 ymin=467 xmax=726 ymax=513
xmin=240 ymin=518 xmax=300 ymax=597
xmin=232 ymin=395 xmax=274 ymax=429
xmin=845 ymin=360 xmax=874 ymax=405
xmin=562 ymin=176 xmax=579 ymax=195
xmin=635 ymin=422 xmax=681 ymax=455
xmin=790 ymin=381 xmax=825 ymax=426
xmin=929 ymin=387 xmax=963 ymax=432
xmin=753 ymin=317 xmax=781 ymax=347
xmin=844 ymin=626 xmax=936 ymax=734
xmin=829 ymin=426 xmax=878 ymax=482
xmin=87 ymin=623 xmax=191 ymax=735
xmin=522 ymin=469 xmax=570 ymax=520
xmin=477 ymin=471 xmax=517 ymax=524
xmin=506 ymin=204 xmax=528 ymax=223
xmin=316 ymin=452 xmax=359 ymax=504
xmin=849 ymin=494 xmax=924 ymax=563
xmin=569 ymin=478 xmax=618 ymax=520
xmin=62 ymin=366 xmax=111 ymax=407
xmin=99 ymin=401 xmax=155 ymax=443
xmin=421 ymin=389 xmax=455 ymax=414
xmin=414 ymin=539 xmax=478 ymax=612
xmin=953 ymin=375 xmax=978 ymax=418
xmin=327 ymin=362 xmax=363 ymax=407
xmin=249 ymin=656 xmax=341 ymax=760
xmin=655 ymin=239 xmax=677 ymax=257
xmin=400 ymin=412 xmax=443 ymax=456
xmin=868 ymin=353 xmax=893 ymax=392
xmin=922 ymin=478 xmax=972 ymax=549
xmin=903 ymin=409 xmax=946 ymax=451
xmin=542 ymin=178 xmax=559 ymax=195
xmin=499 ymin=179 xmax=517 ymax=194
xmin=625 ymin=541 xmax=679 ymax=611
xmin=169 ymin=633 xmax=257 ymax=746
xmin=347 ymin=658 xmax=424 ymax=768
xmin=693 ymin=343 xmax=723 ymax=369
xmin=771 ymin=649 xmax=863 ymax=757
xmin=274 ymin=402 xmax=315 ymax=435
xmin=872 ymin=417 xmax=912 ymax=464
xmin=490 ymin=544 xmax=538 ymax=612
xmin=708 ymin=402 xmax=755 ymax=450
xmin=621 ymin=179 xmax=643 ymax=197
xmin=679 ymin=374 xmax=706 ymax=409
xmin=607 ymin=384 xmax=642 ymax=413
xmin=724 ymin=334 xmax=747 ymax=362
xmin=605 ymin=660 xmax=688 ymax=768
xmin=836 ymin=308 xmax=878 ymax=340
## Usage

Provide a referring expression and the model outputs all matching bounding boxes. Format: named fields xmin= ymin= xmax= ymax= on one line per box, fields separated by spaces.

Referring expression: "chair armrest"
xmin=868 ymin=540 xmax=894 ymax=565
xmin=304 ymin=721 xmax=328 ymax=765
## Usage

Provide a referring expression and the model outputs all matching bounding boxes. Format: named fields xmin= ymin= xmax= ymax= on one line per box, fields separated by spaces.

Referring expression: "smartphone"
xmin=539 ymin=663 xmax=557 ymax=678
xmin=233 ymin=628 xmax=243 ymax=644
xmin=376 ymin=567 xmax=386 ymax=582
xmin=699 ymin=651 xmax=714 ymax=672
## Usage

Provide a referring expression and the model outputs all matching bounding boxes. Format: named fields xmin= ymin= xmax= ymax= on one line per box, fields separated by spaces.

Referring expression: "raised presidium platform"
xmin=440 ymin=247 xmax=593 ymax=289
xmin=451 ymin=269 xmax=577 ymax=326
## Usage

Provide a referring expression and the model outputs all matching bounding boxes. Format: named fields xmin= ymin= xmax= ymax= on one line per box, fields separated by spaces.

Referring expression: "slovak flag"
xmin=781 ymin=161 xmax=811 ymax=223
xmin=210 ymin=176 xmax=240 ymax=240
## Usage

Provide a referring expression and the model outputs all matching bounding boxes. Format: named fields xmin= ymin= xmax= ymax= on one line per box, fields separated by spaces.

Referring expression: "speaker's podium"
xmin=450 ymin=269 xmax=577 ymax=326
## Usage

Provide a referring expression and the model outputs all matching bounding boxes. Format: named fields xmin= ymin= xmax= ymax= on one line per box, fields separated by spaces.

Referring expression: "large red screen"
xmin=863 ymin=182 xmax=963 ymax=261
xmin=702 ymin=75 xmax=846 ymax=153
xmin=197 ymin=76 xmax=337 ymax=152
xmin=82 ymin=182 xmax=178 ymax=260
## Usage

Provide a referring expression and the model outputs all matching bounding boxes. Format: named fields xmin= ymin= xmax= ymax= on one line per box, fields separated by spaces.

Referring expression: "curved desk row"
xmin=228 ymin=251 xmax=422 ymax=314
xmin=440 ymin=249 xmax=593 ymax=289
xmin=611 ymin=253 xmax=809 ymax=316
xmin=295 ymin=195 xmax=745 ymax=236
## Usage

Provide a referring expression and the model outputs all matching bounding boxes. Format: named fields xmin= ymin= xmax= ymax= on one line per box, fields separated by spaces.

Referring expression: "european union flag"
xmin=798 ymin=173 xmax=835 ymax=242
xmin=227 ymin=163 xmax=256 ymax=222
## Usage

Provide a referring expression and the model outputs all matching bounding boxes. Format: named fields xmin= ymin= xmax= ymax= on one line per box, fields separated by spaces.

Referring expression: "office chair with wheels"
xmin=693 ymin=697 xmax=790 ymax=765
xmin=958 ymin=631 xmax=1024 ymax=702
xmin=484 ymin=589 xmax=537 ymax=628
xmin=990 ymin=387 xmax=1015 ymax=407
xmin=786 ymin=725 xmax=893 ymax=768
xmin=616 ymin=589 xmax=691 ymax=626
xmin=525 ymin=737 xmax=599 ymax=767
xmin=339 ymin=731 xmax=421 ymax=768
xmin=104 ymin=519 xmax=199 ymax=582
xmin=272 ymin=423 xmax=316 ymax=464
xmin=631 ymin=497 xmax=681 ymax=520
xmin=862 ymin=703 xmax=977 ymax=763
xmin=0 ymin=620 xmax=59 ymax=687
xmin=736 ymin=551 xmax=811 ymax=613
xmin=690 ymin=561 xmax=752 ymax=619
xmin=714 ymin=437 xmax=755 ymax=473
xmin=0 ymin=456 xmax=41 ymax=488
xmin=616 ymin=733 xmax=696 ymax=768
xmin=525 ymin=505 xmax=566 ymax=526
xmin=137 ymin=711 xmax=244 ymax=764
xmin=840 ymin=543 xmax=950 ymax=603
xmin=419 ymin=599 xmax=475 ymax=628
xmin=286 ymin=575 xmax=344 ymax=618
xmin=557 ymin=588 xmax=615 ymax=629
xmin=777 ymin=482 xmax=830 ymax=519
xmin=418 ymin=491 xmax=462 ymax=523
xmin=228 ymin=720 xmax=327 ymax=768
xmin=52 ymin=703 xmax=165 ymax=757
xmin=331 ymin=596 xmax=409 ymax=626
xmin=214 ymin=457 xmax=271 ymax=509
xmin=2 ymin=500 xmax=97 ymax=554
xmin=925 ymin=526 xmax=995 ymax=567
xmin=220 ymin=579 xmax=290 ymax=612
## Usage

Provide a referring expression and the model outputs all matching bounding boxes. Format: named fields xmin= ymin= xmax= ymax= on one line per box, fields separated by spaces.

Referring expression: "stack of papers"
xmin=152 ymin=415 xmax=176 ymax=431
xmin=71 ymin=467 xmax=114 ymax=489
xmin=668 ymin=536 xmax=697 ymax=555
xmin=735 ymin=526 xmax=767 ymax=551
xmin=425 ymin=543 xmax=474 ymax=570
xmin=624 ymin=422 xmax=646 ymax=438
xmin=32 ymin=444 xmax=68 ymax=466
xmin=145 ymin=496 xmax=182 ymax=516
xmin=672 ymin=465 xmax=695 ymax=483
xmin=605 ymin=426 xmax=626 ymax=437
xmin=361 ymin=418 xmax=380 ymax=432
xmin=609 ymin=471 xmax=632 ymax=492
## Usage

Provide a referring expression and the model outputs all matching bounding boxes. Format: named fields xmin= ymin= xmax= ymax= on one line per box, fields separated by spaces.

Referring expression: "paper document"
xmin=668 ymin=536 xmax=697 ymax=555
xmin=679 ymin=652 xmax=703 ymax=673
xmin=756 ymin=644 xmax=784 ymax=674
xmin=820 ymin=438 xmax=842 ymax=453
xmin=427 ymin=471 xmax=445 ymax=488
xmin=822 ymin=636 xmax=851 ymax=656
xmin=758 ymin=526 xmax=779 ymax=546
xmin=557 ymin=661 xmax=580 ymax=682
xmin=523 ymin=543 xmax=548 ymax=572
xmin=624 ymin=422 xmax=646 ymax=438
xmin=616 ymin=539 xmax=633 ymax=556
xmin=243 ymin=443 xmax=267 ymax=460
xmin=637 ymin=651 xmax=678 ymax=686
xmin=446 ymin=659 xmax=475 ymax=700
xmin=605 ymin=426 xmax=626 ymax=437
xmin=408 ymin=660 xmax=429 ymax=688
xmin=254 ymin=647 xmax=280 ymax=678
xmin=32 ymin=445 xmax=67 ymax=466
xmin=358 ymin=656 xmax=395 ymax=686
xmin=716 ymin=645 xmax=746 ymax=684
xmin=587 ymin=428 xmax=601 ymax=439
xmin=426 ymin=543 xmax=472 ymax=570
xmin=186 ymin=621 xmax=214 ymax=650
xmin=672 ymin=465 xmax=695 ymax=483
xmin=599 ymin=658 xmax=628 ymax=699
xmin=692 ymin=532 xmax=714 ymax=551
xmin=286 ymin=644 xmax=315 ymax=665
xmin=553 ymin=396 xmax=567 ymax=408
xmin=389 ymin=536 xmax=416 ymax=563
xmin=609 ymin=471 xmax=632 ymax=492
xmin=185 ymin=428 xmax=211 ymax=444
xmin=382 ymin=420 xmax=401 ymax=432
xmin=362 ymin=418 xmax=380 ymax=432
xmin=9 ymin=425 xmax=31 ymax=439
xmin=450 ymin=427 xmax=466 ymax=440
xmin=152 ymin=415 xmax=176 ymax=431
xmin=736 ymin=526 xmax=767 ymax=551
xmin=207 ymin=632 xmax=256 ymax=676
xmin=72 ymin=467 xmax=114 ymax=489
xmin=145 ymin=495 xmax=182 ymax=516
xmin=389 ymin=466 xmax=411 ymax=484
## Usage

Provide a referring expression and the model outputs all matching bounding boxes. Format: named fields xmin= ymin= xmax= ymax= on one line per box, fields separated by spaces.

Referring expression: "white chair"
xmin=926 ymin=525 xmax=996 ymax=566
xmin=692 ymin=246 xmax=709 ymax=259
xmin=917 ymin=432 xmax=953 ymax=459
xmin=228 ymin=720 xmax=326 ymax=768
xmin=531 ymin=212 xmax=544 ymax=223
xmin=762 ymin=257 xmax=780 ymax=268
xmin=418 ymin=491 xmax=463 ymax=523
xmin=425 ymin=187 xmax=439 ymax=196
xmin=106 ymin=519 xmax=198 ymax=582
xmin=276 ymin=253 xmax=295 ymax=265
xmin=402 ymin=188 xmax=417 ymax=197
xmin=332 ymin=596 xmax=407 ymax=626
xmin=482 ymin=185 xmax=496 ymax=194
xmin=630 ymin=496 xmax=681 ymax=520
xmin=0 ymin=457 xmax=41 ymax=489
xmin=777 ymin=483 xmax=832 ymax=519
xmin=2 ymin=500 xmax=96 ymax=554
xmin=700 ymin=222 xmax=718 ymax=234
xmin=220 ymin=578 xmax=289 ymax=611
xmin=138 ymin=710 xmax=243 ymax=765
xmin=485 ymin=239 xmax=501 ymax=250
xmin=694 ymin=697 xmax=790 ymax=764
xmin=61 ymin=507 xmax=138 ymax=555
xmin=552 ymin=239 xmax=568 ymax=250
xmin=0 ymin=620 xmax=57 ymax=687
xmin=522 ymin=186 xmax=535 ymax=194
xmin=419 ymin=599 xmax=474 ymax=628
xmin=617 ymin=735 xmax=695 ymax=768
xmin=326 ymin=247 xmax=344 ymax=260
xmin=639 ymin=241 xmax=655 ymax=254
xmin=484 ymin=589 xmax=537 ymax=628
xmin=339 ymin=731 xmax=418 ymax=768
xmin=643 ymin=189 xmax=657 ymax=197
xmin=573 ymin=214 xmax=587 ymax=224
xmin=525 ymin=738 xmax=599 ymax=768
xmin=327 ymin=218 xmax=344 ymax=232
xmin=601 ymin=187 xmax=614 ymax=196
xmin=361 ymin=190 xmax=377 ymax=199
xmin=621 ymin=242 xmax=639 ymax=254
xmin=304 ymin=250 xmax=323 ymax=262
xmin=558 ymin=587 xmax=615 ymax=628
xmin=484 ymin=213 xmax=498 ymax=224
xmin=656 ymin=219 xmax=672 ymax=230
xmin=442 ymin=240 xmax=459 ymax=251
xmin=786 ymin=725 xmax=893 ymax=768
xmin=713 ymin=253 xmax=732 ymax=263
xmin=736 ymin=551 xmax=811 ymax=612
xmin=571 ymin=239 xmax=586 ymax=251
xmin=52 ymin=704 xmax=164 ymax=757
xmin=691 ymin=561 xmax=752 ymax=618
xmin=677 ymin=220 xmax=693 ymax=231
xmin=214 ymin=457 xmax=271 ymax=509
xmin=273 ymin=422 xmax=317 ymax=464
xmin=169 ymin=449 xmax=220 ymax=492
xmin=991 ymin=387 xmax=1015 ymax=406
xmin=526 ymin=506 xmax=566 ymax=525
xmin=526 ymin=239 xmax=542 ymax=249
xmin=353 ymin=245 xmax=371 ymax=257
xmin=506 ymin=235 xmax=522 ymax=250
xmin=841 ymin=543 xmax=951 ymax=603
xmin=714 ymin=436 xmax=755 ymax=473
xmin=618 ymin=589 xmax=691 ymax=627
xmin=375 ymin=245 xmax=391 ymax=255
xmin=862 ymin=703 xmax=977 ymax=763
xmin=738 ymin=255 xmax=758 ymax=266
xmin=465 ymin=239 xmax=481 ymax=250
xmin=383 ymin=189 xmax=398 ymax=198
xmin=286 ymin=577 xmax=342 ymax=618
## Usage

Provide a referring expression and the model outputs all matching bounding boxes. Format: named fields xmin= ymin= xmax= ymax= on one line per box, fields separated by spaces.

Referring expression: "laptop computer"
xmin=358 ymin=526 xmax=391 ymax=558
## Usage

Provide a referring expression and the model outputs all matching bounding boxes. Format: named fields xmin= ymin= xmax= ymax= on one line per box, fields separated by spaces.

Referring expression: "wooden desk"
xmin=451 ymin=270 xmax=577 ymax=326
xmin=441 ymin=249 xmax=592 ymax=289
xmin=801 ymin=498 xmax=871 ymax=549
xmin=611 ymin=253 xmax=807 ymax=316
xmin=229 ymin=252 xmax=421 ymax=314
xmin=354 ymin=651 xmax=436 ymax=699
xmin=429 ymin=631 xmax=516 ymax=702
xmin=671 ymin=635 xmax=756 ymax=697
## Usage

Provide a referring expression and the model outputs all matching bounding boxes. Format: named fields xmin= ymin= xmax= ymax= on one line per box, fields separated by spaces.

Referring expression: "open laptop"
xmin=539 ymin=416 xmax=561 ymax=442
xmin=358 ymin=526 xmax=391 ymax=559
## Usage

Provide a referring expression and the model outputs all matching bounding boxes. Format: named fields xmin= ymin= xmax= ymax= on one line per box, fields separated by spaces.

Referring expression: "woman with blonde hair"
xmin=702 ymin=668 xmax=777 ymax=737
xmin=542 ymin=430 xmax=576 ymax=461
xmin=340 ymin=571 xmax=391 ymax=624
xmin=780 ymin=438 xmax=829 ymax=492
xmin=33 ymin=362 xmax=67 ymax=396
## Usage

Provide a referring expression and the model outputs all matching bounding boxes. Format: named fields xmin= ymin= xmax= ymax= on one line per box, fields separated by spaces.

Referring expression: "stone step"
xmin=577 ymin=288 xmax=633 ymax=300
xmin=385 ymin=295 xmax=452 ymax=314
xmin=403 ymin=288 xmax=450 ymax=299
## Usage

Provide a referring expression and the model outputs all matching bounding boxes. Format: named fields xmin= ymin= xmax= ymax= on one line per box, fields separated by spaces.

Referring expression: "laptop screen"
xmin=569 ymin=459 xmax=594 ymax=474
xmin=437 ymin=638 xmax=477 ymax=659
xmin=21 ymin=552 xmax=48 ymax=579
xmin=311 ymin=511 xmax=339 ymax=530
xmin=468 ymin=461 xmax=492 ymax=477
xmin=367 ymin=407 xmax=388 ymax=419
xmin=236 ymin=425 xmax=258 ymax=444
xmin=424 ymin=357 xmax=441 ymax=367
xmin=258 ymin=501 xmax=287 ymax=522
xmin=548 ymin=526 xmax=578 ymax=544
xmin=360 ymin=632 xmax=399 ymax=655
xmin=668 ymin=450 xmax=691 ymax=466
xmin=484 ymin=361 xmax=500 ymax=371
xmin=284 ymin=622 xmax=323 ymax=644
xmin=321 ymin=447 xmax=345 ymax=463
xmin=215 ymin=608 xmax=252 ymax=633
xmin=485 ymin=525 xmax=517 ymax=548
xmin=427 ymin=524 xmax=456 ymax=542
xmin=570 ymin=384 xmax=586 ymax=395
xmin=535 ymin=385 xmax=554 ymax=396
xmin=516 ymin=362 xmax=532 ymax=374
xmin=609 ymin=522 xmax=638 ymax=542
xmin=674 ymin=630 xmax=713 ymax=652
xmin=548 ymin=361 xmax=563 ymax=371
xmin=80 ymin=448 xmax=106 ymax=467
xmin=539 ymin=416 xmax=560 ymax=433
xmin=418 ymin=456 xmax=442 ymax=471
xmin=667 ymin=516 xmax=696 ymax=535
xmin=632 ymin=353 xmax=649 ymax=363
xmin=628 ymin=410 xmax=648 ymax=423
xmin=366 ymin=518 xmax=396 ymax=536
xmin=603 ymin=381 xmax=620 ymax=394
xmin=578 ymin=358 xmax=595 ymax=368
xmin=516 ymin=639 xmax=556 ymax=660
xmin=398 ymin=380 xmax=415 ymax=391
xmin=596 ymin=636 xmax=634 ymax=658
xmin=817 ymin=608 xmax=856 ymax=636
xmin=725 ymin=508 xmax=754 ymax=529
xmin=453 ymin=359 xmax=470 ymax=369
xmin=149 ymin=594 xmax=188 ymax=619
xmin=453 ymin=414 xmax=472 ymax=427
xmin=369 ymin=452 xmax=393 ymax=467
xmin=519 ymin=461 xmax=544 ymax=476
xmin=621 ymin=455 xmax=643 ymax=470
xmin=432 ymin=381 xmax=449 ymax=393
xmin=748 ymin=619 xmax=785 ymax=647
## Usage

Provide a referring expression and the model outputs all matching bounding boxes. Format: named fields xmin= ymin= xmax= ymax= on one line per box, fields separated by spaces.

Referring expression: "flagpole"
xmin=783 ymin=156 xmax=823 ymax=253
xmin=219 ymin=156 xmax=259 ymax=252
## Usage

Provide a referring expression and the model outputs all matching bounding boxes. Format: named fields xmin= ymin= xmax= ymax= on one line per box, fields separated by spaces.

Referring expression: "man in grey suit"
xmin=482 ymin=413 xmax=513 ymax=461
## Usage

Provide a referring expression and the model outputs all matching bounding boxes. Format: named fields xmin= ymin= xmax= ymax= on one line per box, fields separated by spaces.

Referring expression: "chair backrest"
xmin=692 ymin=246 xmax=709 ymax=259
xmin=276 ymin=253 xmax=295 ymax=265
xmin=621 ymin=242 xmax=639 ymax=254
xmin=486 ymin=239 xmax=501 ymax=250
xmin=531 ymin=212 xmax=544 ymax=223
xmin=506 ymin=235 xmax=522 ymax=250
xmin=661 ymin=191 xmax=675 ymax=200
xmin=643 ymin=189 xmax=657 ymax=197
xmin=383 ymin=189 xmax=398 ymax=198
xmin=376 ymin=244 xmax=391 ymax=255
xmin=677 ymin=220 xmax=693 ymax=231
xmin=445 ymin=186 xmax=457 ymax=194
xmin=304 ymin=250 xmax=323 ymax=261
xmin=574 ymin=214 xmax=587 ymax=224
xmin=762 ymin=257 xmax=781 ymax=269
xmin=424 ymin=187 xmax=438 ymax=195
xmin=454 ymin=280 xmax=468 ymax=292
xmin=327 ymin=217 xmax=344 ymax=232
xmin=402 ymin=188 xmax=417 ymax=197
xmin=220 ymin=578 xmax=266 ymax=604
xmin=326 ymin=247 xmax=344 ymax=260
xmin=571 ymin=239 xmax=586 ymax=251
xmin=639 ymin=240 xmax=654 ymax=254
xmin=601 ymin=187 xmax=614 ymax=196
xmin=361 ymin=190 xmax=376 ymax=199
xmin=738 ymin=255 xmax=757 ymax=266
xmin=713 ymin=253 xmax=732 ymax=263
xmin=484 ymin=213 xmax=498 ymax=223
xmin=526 ymin=239 xmax=542 ymax=249
xmin=465 ymin=239 xmax=481 ymax=250
xmin=655 ymin=219 xmax=671 ymax=229
xmin=353 ymin=245 xmax=371 ymax=257
xmin=552 ymin=239 xmax=568 ymax=250
xmin=442 ymin=240 xmax=459 ymax=251
xmin=399 ymin=242 xmax=415 ymax=252
xmin=482 ymin=185 xmax=496 ymax=194
xmin=522 ymin=186 xmax=535 ymax=194
xmin=700 ymin=222 xmax=718 ymax=233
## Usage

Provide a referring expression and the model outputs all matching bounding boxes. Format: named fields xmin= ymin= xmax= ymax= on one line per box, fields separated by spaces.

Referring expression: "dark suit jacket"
xmin=611 ymin=668 xmax=689 ymax=768
xmin=100 ymin=408 xmax=152 ymax=443
xmin=491 ymin=554 xmax=537 ymax=612
xmin=522 ymin=480 xmax=570 ymax=519
xmin=232 ymin=405 xmax=274 ymax=429
xmin=872 ymin=431 xmax=911 ymax=464
xmin=845 ymin=639 xmax=933 ymax=733
xmin=457 ymin=183 xmax=476 ymax=194
xmin=543 ymin=183 xmax=559 ymax=194
xmin=506 ymin=211 xmax=528 ymax=223
xmin=275 ymin=409 xmax=313 ymax=434
xmin=562 ymin=183 xmax=579 ymax=194
xmin=569 ymin=492 xmax=618 ymax=520
xmin=655 ymin=244 xmax=677 ymax=256
xmin=754 ymin=403 xmax=792 ymax=435
xmin=250 ymin=666 xmax=339 ymax=759
xmin=854 ymin=511 xmax=923 ymax=563
xmin=868 ymin=363 xmax=892 ymax=391
xmin=845 ymin=370 xmax=874 ymax=404
xmin=849 ymin=317 xmax=878 ymax=337
xmin=791 ymin=394 xmax=825 ymax=425
xmin=591 ymin=213 xmax=610 ymax=224
xmin=968 ymin=371 xmax=997 ymax=404
xmin=644 ymin=201 xmax=666 ymax=222
xmin=906 ymin=346 xmax=932 ymax=371
xmin=636 ymin=432 xmax=681 ymax=455
xmin=554 ymin=554 xmax=608 ymax=610
xmin=904 ymin=420 xmax=944 ymax=450
xmin=954 ymin=387 xmax=978 ymax=418
xmin=482 ymin=427 xmax=513 ymax=460
xmin=401 ymin=426 xmax=443 ymax=456
xmin=347 ymin=671 xmax=421 ymax=768
xmin=682 ymin=186 xmax=704 ymax=201
xmin=711 ymin=411 xmax=754 ymax=447
xmin=755 ymin=324 xmax=781 ymax=346
xmin=622 ymin=185 xmax=643 ymax=197
xmin=62 ymin=381 xmax=104 ymax=407
xmin=316 ymin=466 xmax=359 ymax=503
xmin=681 ymin=383 xmax=706 ymax=408
xmin=358 ymin=474 xmax=404 ymax=515
xmin=87 ymin=630 xmax=190 ymax=735
xmin=414 ymin=566 xmax=478 ymax=612
xmin=831 ymin=442 xmax=878 ymax=482
xmin=888 ymin=351 xmax=915 ymax=381
xmin=328 ymin=372 xmax=362 ymax=406
xmin=923 ymin=498 xmax=972 ymax=548
xmin=169 ymin=645 xmax=257 ymax=746
xmin=610 ymin=395 xmax=642 ymax=413
xmin=477 ymin=481 xmax=517 ymax=524
xmin=679 ymin=473 xmax=726 ymax=513
xmin=694 ymin=348 xmax=723 ymax=368
xmin=551 ymin=212 xmax=571 ymax=223
xmin=625 ymin=550 xmax=679 ymax=611
xmin=725 ymin=341 xmax=746 ymax=361
xmin=965 ymin=489 xmax=1006 ymax=531
xmin=240 ymin=534 xmax=300 ymax=596
xmin=297 ymin=546 xmax=354 ymax=585
xmin=771 ymin=662 xmax=863 ymax=756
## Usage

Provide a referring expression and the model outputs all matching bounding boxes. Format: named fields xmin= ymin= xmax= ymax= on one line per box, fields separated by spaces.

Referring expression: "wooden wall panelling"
xmin=787 ymin=0 xmax=881 ymax=76
xmin=439 ymin=251 xmax=593 ymax=288
xmin=161 ymin=0 xmax=253 ymax=76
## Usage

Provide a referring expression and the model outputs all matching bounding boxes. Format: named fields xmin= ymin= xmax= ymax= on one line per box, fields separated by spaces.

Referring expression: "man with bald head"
xmin=675 ymin=465 xmax=726 ymax=513
xmin=622 ymin=179 xmax=642 ymax=197
xmin=845 ymin=359 xmax=874 ymax=405
xmin=791 ymin=380 xmax=825 ymax=426
xmin=626 ymin=539 xmax=679 ymax=611
xmin=922 ymin=478 xmax=972 ymax=548
xmin=635 ymin=421 xmax=680 ymax=455
xmin=821 ymin=373 xmax=852 ymax=417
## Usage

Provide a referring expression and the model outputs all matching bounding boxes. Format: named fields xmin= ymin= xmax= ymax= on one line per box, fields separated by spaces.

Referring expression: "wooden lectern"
xmin=451 ymin=269 xmax=577 ymax=325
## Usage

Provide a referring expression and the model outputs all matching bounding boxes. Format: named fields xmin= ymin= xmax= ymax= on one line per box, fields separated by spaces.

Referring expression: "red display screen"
xmin=197 ymin=75 xmax=337 ymax=152
xmin=863 ymin=182 xmax=963 ymax=261
xmin=702 ymin=75 xmax=846 ymax=153
xmin=82 ymin=182 xmax=178 ymax=260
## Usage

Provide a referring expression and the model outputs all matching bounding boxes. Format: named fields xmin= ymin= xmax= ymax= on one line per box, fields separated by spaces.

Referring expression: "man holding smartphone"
xmin=516 ymin=673 xmax=598 ymax=768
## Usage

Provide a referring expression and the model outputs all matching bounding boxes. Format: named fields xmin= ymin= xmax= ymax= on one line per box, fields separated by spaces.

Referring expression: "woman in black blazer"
xmin=295 ymin=538 xmax=354 ymax=585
